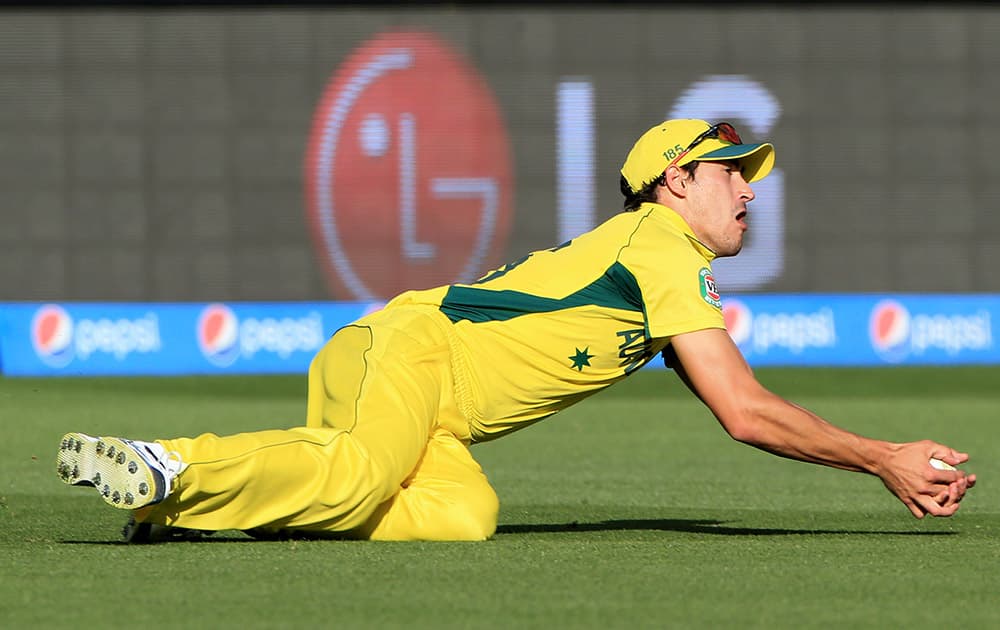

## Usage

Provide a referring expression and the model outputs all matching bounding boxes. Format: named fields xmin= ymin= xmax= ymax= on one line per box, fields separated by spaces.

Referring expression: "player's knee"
xmin=445 ymin=487 xmax=499 ymax=541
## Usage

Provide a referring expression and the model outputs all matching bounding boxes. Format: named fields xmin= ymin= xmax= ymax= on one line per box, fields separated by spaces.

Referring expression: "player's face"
xmin=684 ymin=160 xmax=755 ymax=258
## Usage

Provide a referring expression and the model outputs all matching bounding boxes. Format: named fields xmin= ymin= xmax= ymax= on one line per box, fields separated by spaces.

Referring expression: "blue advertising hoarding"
xmin=0 ymin=295 xmax=997 ymax=377
xmin=0 ymin=301 xmax=384 ymax=377
xmin=722 ymin=294 xmax=996 ymax=367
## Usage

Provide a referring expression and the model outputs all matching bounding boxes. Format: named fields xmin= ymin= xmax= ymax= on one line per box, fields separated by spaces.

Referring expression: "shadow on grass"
xmin=59 ymin=537 xmax=257 ymax=545
xmin=495 ymin=518 xmax=957 ymax=537
xmin=59 ymin=530 xmax=340 ymax=545
xmin=57 ymin=518 xmax=956 ymax=545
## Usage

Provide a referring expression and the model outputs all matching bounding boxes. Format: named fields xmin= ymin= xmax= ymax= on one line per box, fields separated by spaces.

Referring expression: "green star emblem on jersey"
xmin=569 ymin=347 xmax=594 ymax=371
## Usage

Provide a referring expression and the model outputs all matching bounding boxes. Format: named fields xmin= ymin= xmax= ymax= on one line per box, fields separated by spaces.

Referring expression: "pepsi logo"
xmin=31 ymin=304 xmax=74 ymax=367
xmin=197 ymin=303 xmax=240 ymax=367
xmin=305 ymin=30 xmax=513 ymax=300
xmin=869 ymin=299 xmax=911 ymax=360
xmin=722 ymin=299 xmax=752 ymax=347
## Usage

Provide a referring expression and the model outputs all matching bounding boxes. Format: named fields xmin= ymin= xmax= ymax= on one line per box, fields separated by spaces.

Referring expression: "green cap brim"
xmin=693 ymin=142 xmax=774 ymax=183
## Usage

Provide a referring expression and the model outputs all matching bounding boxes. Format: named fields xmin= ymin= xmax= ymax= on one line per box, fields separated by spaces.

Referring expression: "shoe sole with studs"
xmin=56 ymin=433 xmax=162 ymax=509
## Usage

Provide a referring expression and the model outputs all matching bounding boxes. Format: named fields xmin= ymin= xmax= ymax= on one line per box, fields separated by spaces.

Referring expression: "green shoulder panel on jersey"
xmin=440 ymin=261 xmax=645 ymax=324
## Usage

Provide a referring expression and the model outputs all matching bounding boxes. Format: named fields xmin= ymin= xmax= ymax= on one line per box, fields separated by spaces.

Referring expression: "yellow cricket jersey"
xmin=384 ymin=202 xmax=726 ymax=442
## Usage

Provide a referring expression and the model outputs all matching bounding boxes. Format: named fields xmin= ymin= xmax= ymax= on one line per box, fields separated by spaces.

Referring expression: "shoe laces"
xmin=161 ymin=450 xmax=186 ymax=478
xmin=130 ymin=440 xmax=187 ymax=487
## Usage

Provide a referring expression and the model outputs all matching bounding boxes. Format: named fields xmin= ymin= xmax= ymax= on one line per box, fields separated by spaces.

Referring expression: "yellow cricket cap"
xmin=620 ymin=119 xmax=775 ymax=193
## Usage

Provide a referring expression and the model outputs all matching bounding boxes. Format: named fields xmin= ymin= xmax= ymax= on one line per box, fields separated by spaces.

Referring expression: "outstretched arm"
xmin=665 ymin=328 xmax=976 ymax=518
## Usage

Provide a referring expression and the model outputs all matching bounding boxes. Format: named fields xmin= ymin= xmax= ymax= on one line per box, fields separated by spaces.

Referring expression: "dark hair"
xmin=620 ymin=162 xmax=699 ymax=211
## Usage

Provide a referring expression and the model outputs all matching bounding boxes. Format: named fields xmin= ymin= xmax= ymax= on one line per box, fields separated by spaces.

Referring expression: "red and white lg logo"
xmin=305 ymin=30 xmax=514 ymax=300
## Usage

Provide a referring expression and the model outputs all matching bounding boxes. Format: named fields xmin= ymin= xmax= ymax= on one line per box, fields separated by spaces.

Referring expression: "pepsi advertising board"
xmin=0 ymin=302 xmax=382 ymax=377
xmin=722 ymin=295 xmax=997 ymax=367
xmin=0 ymin=296 xmax=998 ymax=377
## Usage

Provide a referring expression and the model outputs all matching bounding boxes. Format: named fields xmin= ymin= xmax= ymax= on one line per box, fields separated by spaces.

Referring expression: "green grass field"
xmin=2 ymin=367 xmax=998 ymax=629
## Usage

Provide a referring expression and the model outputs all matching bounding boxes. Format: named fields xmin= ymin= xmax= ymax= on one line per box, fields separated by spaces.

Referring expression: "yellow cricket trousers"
xmin=137 ymin=306 xmax=499 ymax=541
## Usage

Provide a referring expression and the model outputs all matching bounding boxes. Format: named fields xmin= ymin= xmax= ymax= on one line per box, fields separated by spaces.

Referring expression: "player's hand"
xmin=877 ymin=441 xmax=976 ymax=518
xmin=931 ymin=461 xmax=976 ymax=513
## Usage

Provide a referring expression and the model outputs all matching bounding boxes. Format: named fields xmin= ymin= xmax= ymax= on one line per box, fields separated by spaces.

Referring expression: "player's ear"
xmin=662 ymin=165 xmax=688 ymax=197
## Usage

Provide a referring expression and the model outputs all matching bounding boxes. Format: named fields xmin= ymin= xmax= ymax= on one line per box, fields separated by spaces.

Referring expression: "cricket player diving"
xmin=56 ymin=118 xmax=976 ymax=541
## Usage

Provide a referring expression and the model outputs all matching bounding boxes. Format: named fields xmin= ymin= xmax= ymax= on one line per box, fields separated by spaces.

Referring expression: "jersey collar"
xmin=640 ymin=202 xmax=717 ymax=262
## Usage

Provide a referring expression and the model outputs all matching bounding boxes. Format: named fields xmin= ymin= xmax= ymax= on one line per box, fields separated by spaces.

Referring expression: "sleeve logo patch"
xmin=699 ymin=268 xmax=722 ymax=309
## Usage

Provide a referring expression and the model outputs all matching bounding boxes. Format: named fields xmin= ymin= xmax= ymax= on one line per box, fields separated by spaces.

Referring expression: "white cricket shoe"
xmin=56 ymin=432 xmax=186 ymax=509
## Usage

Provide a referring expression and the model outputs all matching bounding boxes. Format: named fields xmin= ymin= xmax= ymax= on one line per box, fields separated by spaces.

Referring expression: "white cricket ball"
xmin=929 ymin=458 xmax=957 ymax=471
